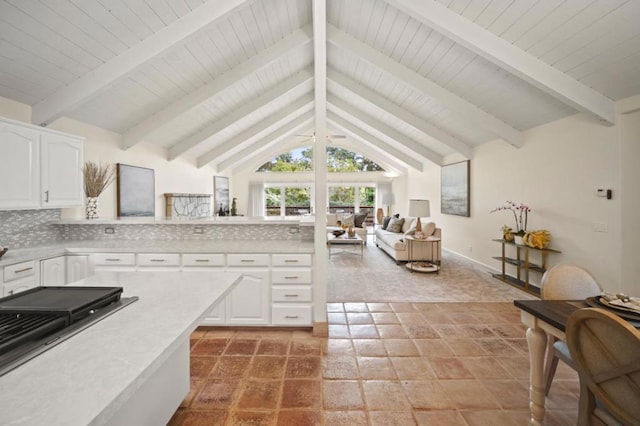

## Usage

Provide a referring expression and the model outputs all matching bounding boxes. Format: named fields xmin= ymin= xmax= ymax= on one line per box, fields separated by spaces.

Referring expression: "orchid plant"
xmin=491 ymin=201 xmax=531 ymax=235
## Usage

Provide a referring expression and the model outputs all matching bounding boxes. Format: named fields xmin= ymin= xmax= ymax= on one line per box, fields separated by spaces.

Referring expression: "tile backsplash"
xmin=1 ymin=209 xmax=312 ymax=249
xmin=0 ymin=209 xmax=62 ymax=249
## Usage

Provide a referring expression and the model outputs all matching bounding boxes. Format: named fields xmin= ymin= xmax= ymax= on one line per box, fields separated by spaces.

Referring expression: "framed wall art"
xmin=116 ymin=163 xmax=155 ymax=217
xmin=214 ymin=176 xmax=230 ymax=216
xmin=441 ymin=160 xmax=470 ymax=217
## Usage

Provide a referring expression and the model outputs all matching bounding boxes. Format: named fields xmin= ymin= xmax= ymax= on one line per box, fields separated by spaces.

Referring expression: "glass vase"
xmin=86 ymin=197 xmax=98 ymax=219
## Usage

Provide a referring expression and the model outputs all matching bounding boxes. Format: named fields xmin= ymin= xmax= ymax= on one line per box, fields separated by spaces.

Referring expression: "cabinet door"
xmin=66 ymin=255 xmax=90 ymax=283
xmin=225 ymin=270 xmax=270 ymax=325
xmin=0 ymin=121 xmax=40 ymax=209
xmin=41 ymin=256 xmax=66 ymax=285
xmin=202 ymin=299 xmax=226 ymax=325
xmin=3 ymin=277 xmax=39 ymax=297
xmin=40 ymin=133 xmax=83 ymax=207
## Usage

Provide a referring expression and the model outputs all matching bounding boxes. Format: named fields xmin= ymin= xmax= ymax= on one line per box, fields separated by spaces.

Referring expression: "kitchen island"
xmin=0 ymin=270 xmax=242 ymax=426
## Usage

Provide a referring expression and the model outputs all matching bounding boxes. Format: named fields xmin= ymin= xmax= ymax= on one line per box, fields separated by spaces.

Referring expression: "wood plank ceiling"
xmin=0 ymin=0 xmax=638 ymax=173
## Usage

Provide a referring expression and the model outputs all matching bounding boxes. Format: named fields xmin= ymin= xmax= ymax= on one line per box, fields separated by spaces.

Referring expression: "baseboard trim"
xmin=442 ymin=248 xmax=499 ymax=275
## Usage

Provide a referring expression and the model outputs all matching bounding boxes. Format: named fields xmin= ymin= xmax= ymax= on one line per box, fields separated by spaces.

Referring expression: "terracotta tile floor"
xmin=169 ymin=302 xmax=579 ymax=425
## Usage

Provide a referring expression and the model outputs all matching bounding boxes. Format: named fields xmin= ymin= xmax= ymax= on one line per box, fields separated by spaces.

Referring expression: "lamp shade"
xmin=408 ymin=199 xmax=430 ymax=218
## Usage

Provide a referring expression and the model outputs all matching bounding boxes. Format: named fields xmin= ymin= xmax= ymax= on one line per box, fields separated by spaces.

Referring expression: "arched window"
xmin=256 ymin=147 xmax=384 ymax=172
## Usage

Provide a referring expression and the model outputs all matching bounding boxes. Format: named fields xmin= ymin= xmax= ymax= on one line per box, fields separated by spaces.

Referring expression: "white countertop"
xmin=55 ymin=215 xmax=315 ymax=226
xmin=0 ymin=239 xmax=315 ymax=267
xmin=0 ymin=270 xmax=242 ymax=426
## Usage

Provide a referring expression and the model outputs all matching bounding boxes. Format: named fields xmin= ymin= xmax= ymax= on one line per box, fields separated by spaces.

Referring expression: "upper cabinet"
xmin=0 ymin=120 xmax=40 ymax=209
xmin=0 ymin=117 xmax=84 ymax=210
xmin=41 ymin=133 xmax=83 ymax=208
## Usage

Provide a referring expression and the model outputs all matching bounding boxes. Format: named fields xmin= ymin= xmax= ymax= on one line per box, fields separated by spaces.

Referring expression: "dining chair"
xmin=566 ymin=307 xmax=640 ymax=425
xmin=540 ymin=263 xmax=602 ymax=395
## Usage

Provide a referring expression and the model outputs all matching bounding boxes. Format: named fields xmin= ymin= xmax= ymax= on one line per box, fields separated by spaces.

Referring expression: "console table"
xmin=492 ymin=239 xmax=561 ymax=295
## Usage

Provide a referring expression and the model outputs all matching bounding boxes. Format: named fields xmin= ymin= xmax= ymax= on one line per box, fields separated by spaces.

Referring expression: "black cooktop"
xmin=0 ymin=286 xmax=138 ymax=377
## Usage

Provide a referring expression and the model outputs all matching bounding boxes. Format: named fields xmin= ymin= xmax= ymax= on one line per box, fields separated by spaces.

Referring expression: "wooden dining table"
xmin=514 ymin=299 xmax=640 ymax=425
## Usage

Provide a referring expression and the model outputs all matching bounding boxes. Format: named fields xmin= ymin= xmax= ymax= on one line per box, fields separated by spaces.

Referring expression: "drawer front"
xmin=182 ymin=253 xmax=225 ymax=267
xmin=137 ymin=253 xmax=180 ymax=267
xmin=271 ymin=269 xmax=311 ymax=284
xmin=271 ymin=254 xmax=311 ymax=267
xmin=271 ymin=304 xmax=313 ymax=326
xmin=92 ymin=253 xmax=136 ymax=266
xmin=4 ymin=260 xmax=36 ymax=282
xmin=272 ymin=286 xmax=312 ymax=302
xmin=227 ymin=254 xmax=270 ymax=267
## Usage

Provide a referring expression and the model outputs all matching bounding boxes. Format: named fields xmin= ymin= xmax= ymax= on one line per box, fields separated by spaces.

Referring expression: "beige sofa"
xmin=327 ymin=213 xmax=368 ymax=244
xmin=375 ymin=217 xmax=442 ymax=263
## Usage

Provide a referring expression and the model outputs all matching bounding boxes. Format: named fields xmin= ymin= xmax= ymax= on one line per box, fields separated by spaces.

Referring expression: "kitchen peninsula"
xmin=0 ymin=270 xmax=242 ymax=426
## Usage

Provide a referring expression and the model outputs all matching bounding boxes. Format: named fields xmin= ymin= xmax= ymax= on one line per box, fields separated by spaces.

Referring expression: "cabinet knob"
xmin=284 ymin=259 xmax=298 ymax=263
xmin=284 ymin=276 xmax=299 ymax=279
xmin=284 ymin=294 xmax=299 ymax=297
xmin=285 ymin=315 xmax=299 ymax=319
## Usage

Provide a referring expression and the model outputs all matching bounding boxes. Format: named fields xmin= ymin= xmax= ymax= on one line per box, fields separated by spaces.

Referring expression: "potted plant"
xmin=491 ymin=201 xmax=531 ymax=245
xmin=83 ymin=161 xmax=114 ymax=219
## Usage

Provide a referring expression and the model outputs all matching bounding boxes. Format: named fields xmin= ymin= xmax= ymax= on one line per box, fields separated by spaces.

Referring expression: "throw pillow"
xmin=342 ymin=214 xmax=355 ymax=227
xmin=404 ymin=226 xmax=416 ymax=236
xmin=354 ymin=212 xmax=367 ymax=228
xmin=381 ymin=216 xmax=391 ymax=230
xmin=386 ymin=217 xmax=405 ymax=233
xmin=423 ymin=221 xmax=436 ymax=236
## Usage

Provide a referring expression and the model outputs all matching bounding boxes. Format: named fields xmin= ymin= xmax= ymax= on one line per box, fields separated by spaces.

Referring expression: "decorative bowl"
xmin=0 ymin=248 xmax=7 ymax=259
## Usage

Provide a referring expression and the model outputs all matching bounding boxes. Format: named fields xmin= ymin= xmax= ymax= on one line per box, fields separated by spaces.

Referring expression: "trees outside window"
xmin=257 ymin=147 xmax=383 ymax=172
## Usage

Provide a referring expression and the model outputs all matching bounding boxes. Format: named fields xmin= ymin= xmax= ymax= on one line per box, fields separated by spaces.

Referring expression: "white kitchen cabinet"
xmin=271 ymin=253 xmax=312 ymax=326
xmin=137 ymin=253 xmax=180 ymax=271
xmin=0 ymin=117 xmax=84 ymax=210
xmin=202 ymin=299 xmax=226 ymax=325
xmin=41 ymin=256 xmax=66 ymax=285
xmin=40 ymin=132 xmax=83 ymax=208
xmin=225 ymin=270 xmax=270 ymax=325
xmin=91 ymin=253 xmax=136 ymax=272
xmin=0 ymin=120 xmax=40 ymax=209
xmin=2 ymin=260 xmax=39 ymax=297
xmin=66 ymin=255 xmax=90 ymax=283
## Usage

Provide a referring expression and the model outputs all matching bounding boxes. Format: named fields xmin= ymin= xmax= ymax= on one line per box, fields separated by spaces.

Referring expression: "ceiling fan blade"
xmin=328 ymin=135 xmax=347 ymax=139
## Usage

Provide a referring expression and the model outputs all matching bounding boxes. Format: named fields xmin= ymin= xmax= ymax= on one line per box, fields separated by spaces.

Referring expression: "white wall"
xmin=408 ymin=112 xmax=625 ymax=292
xmin=620 ymin=109 xmax=640 ymax=294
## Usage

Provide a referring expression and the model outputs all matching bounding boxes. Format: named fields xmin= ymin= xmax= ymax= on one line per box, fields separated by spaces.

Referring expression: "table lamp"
xmin=382 ymin=193 xmax=395 ymax=217
xmin=408 ymin=199 xmax=430 ymax=238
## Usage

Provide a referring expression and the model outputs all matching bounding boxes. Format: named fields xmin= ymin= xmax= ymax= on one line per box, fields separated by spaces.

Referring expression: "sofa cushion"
xmin=404 ymin=226 xmax=416 ymax=236
xmin=403 ymin=218 xmax=417 ymax=233
xmin=327 ymin=213 xmax=338 ymax=226
xmin=381 ymin=216 xmax=392 ymax=230
xmin=354 ymin=212 xmax=368 ymax=228
xmin=386 ymin=218 xmax=405 ymax=233
xmin=423 ymin=221 xmax=436 ymax=236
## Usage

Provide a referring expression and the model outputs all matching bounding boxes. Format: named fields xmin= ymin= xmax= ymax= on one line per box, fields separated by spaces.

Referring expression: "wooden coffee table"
xmin=327 ymin=233 xmax=364 ymax=258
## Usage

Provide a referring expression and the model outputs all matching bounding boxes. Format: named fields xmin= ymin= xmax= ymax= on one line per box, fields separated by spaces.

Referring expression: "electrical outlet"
xmin=194 ymin=226 xmax=204 ymax=234
xmin=104 ymin=227 xmax=115 ymax=234
xmin=592 ymin=222 xmax=608 ymax=233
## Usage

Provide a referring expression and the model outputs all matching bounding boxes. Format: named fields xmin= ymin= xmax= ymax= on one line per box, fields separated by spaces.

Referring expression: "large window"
xmin=257 ymin=147 xmax=383 ymax=172
xmin=328 ymin=184 xmax=375 ymax=225
xmin=265 ymin=185 xmax=311 ymax=216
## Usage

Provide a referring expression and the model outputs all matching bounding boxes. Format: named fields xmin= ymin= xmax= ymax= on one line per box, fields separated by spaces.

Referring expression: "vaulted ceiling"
xmin=1 ymin=0 xmax=639 ymax=175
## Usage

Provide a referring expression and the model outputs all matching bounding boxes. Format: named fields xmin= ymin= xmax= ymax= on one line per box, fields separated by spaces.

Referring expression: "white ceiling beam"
xmin=327 ymin=112 xmax=424 ymax=172
xmin=121 ymin=24 xmax=313 ymax=149
xmin=168 ymin=67 xmax=313 ymax=160
xmin=328 ymin=68 xmax=472 ymax=158
xmin=32 ymin=0 xmax=252 ymax=126
xmin=216 ymin=112 xmax=314 ymax=172
xmin=386 ymin=0 xmax=616 ymax=126
xmin=327 ymin=24 xmax=523 ymax=147
xmin=327 ymin=94 xmax=443 ymax=166
xmin=196 ymin=95 xmax=314 ymax=168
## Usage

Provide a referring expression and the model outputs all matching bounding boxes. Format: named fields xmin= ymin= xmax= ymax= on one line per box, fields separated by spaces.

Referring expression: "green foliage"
xmin=256 ymin=147 xmax=383 ymax=172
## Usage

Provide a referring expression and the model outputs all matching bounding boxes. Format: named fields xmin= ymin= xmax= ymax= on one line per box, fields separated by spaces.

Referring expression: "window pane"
xmin=265 ymin=188 xmax=281 ymax=216
xmin=328 ymin=186 xmax=355 ymax=215
xmin=285 ymin=187 xmax=310 ymax=215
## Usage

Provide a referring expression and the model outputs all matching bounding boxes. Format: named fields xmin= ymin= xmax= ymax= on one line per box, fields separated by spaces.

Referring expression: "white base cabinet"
xmin=41 ymin=256 xmax=66 ymax=285
xmin=66 ymin=255 xmax=90 ymax=283
xmin=2 ymin=260 xmax=39 ymax=297
xmin=222 ymin=270 xmax=270 ymax=325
